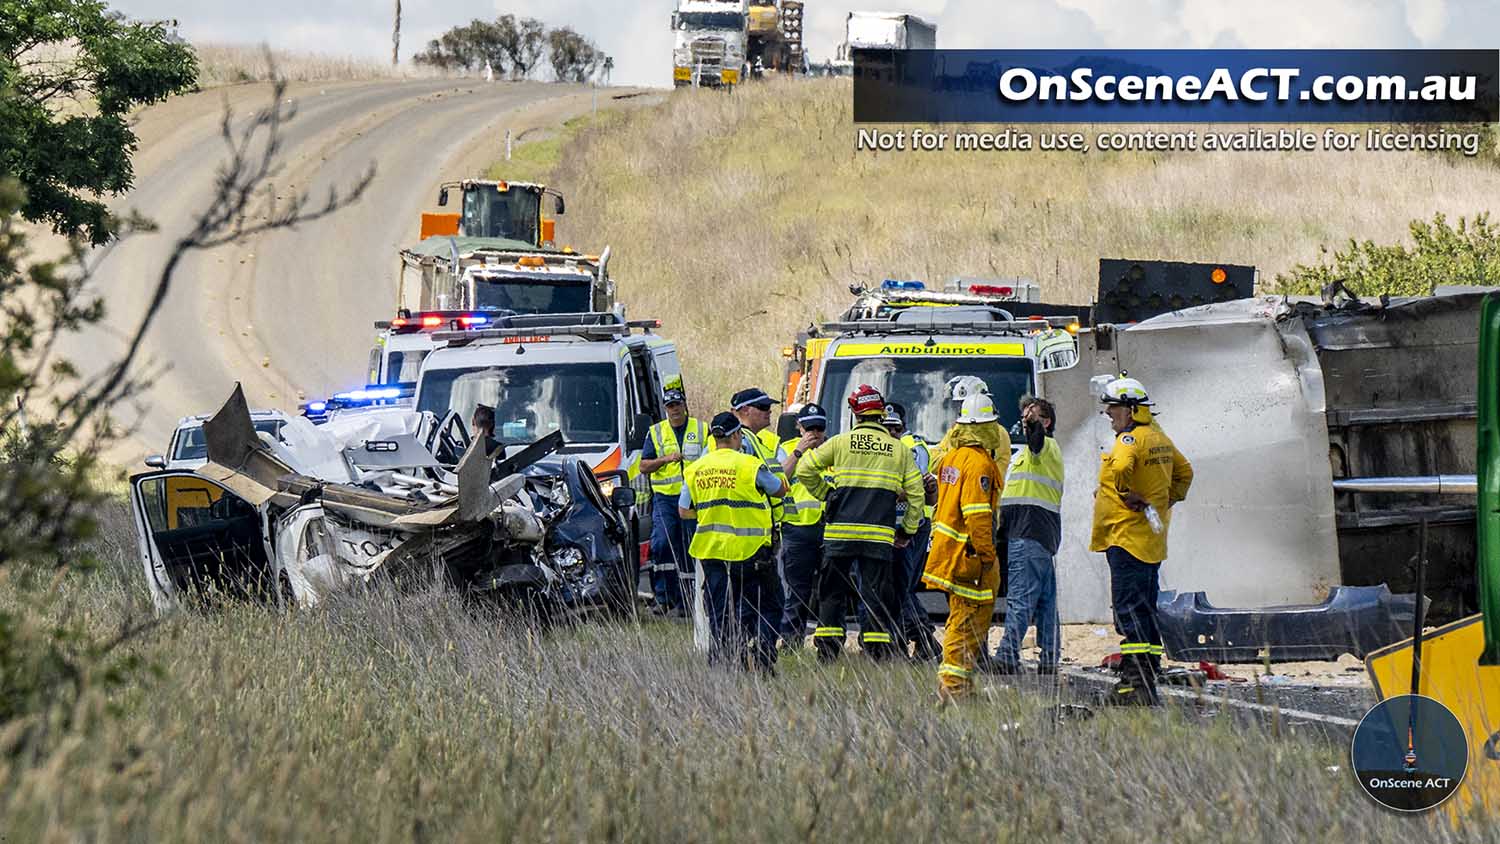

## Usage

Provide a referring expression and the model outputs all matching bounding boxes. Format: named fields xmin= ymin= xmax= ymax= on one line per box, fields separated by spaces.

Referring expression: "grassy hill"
xmin=544 ymin=78 xmax=1500 ymax=406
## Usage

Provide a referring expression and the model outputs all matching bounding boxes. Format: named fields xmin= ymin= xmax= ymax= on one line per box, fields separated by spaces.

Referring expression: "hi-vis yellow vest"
xmin=685 ymin=448 xmax=773 ymax=562
xmin=1001 ymin=436 xmax=1064 ymax=513
xmin=647 ymin=418 xmax=709 ymax=496
xmin=901 ymin=432 xmax=935 ymax=521
xmin=781 ymin=436 xmax=825 ymax=526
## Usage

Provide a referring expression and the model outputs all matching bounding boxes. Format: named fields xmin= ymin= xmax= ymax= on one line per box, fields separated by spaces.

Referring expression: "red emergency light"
xmin=384 ymin=311 xmax=493 ymax=333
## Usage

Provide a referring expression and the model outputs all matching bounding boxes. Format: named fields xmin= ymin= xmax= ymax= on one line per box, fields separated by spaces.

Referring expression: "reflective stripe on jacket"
xmin=781 ymin=436 xmax=825 ymax=526
xmin=743 ymin=429 xmax=787 ymax=527
xmin=685 ymin=448 xmax=773 ymax=562
xmin=899 ymin=432 xmax=935 ymax=521
xmin=648 ymin=418 xmax=710 ymax=495
xmin=796 ymin=420 xmax=924 ymax=561
xmin=1002 ymin=435 xmax=1063 ymax=511
xmin=922 ymin=444 xmax=1002 ymax=600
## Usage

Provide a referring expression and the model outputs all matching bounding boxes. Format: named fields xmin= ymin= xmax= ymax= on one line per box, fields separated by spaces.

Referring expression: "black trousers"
xmin=1106 ymin=546 xmax=1163 ymax=688
xmin=814 ymin=554 xmax=900 ymax=662
xmin=701 ymin=550 xmax=780 ymax=672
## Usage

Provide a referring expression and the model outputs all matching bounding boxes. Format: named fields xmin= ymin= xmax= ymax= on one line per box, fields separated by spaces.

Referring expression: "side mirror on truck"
xmin=437 ymin=187 xmax=449 ymax=207
xmin=553 ymin=194 xmax=565 ymax=215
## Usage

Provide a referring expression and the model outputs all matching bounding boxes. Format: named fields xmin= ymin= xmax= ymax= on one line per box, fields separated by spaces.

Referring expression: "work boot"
xmin=1103 ymin=681 xmax=1159 ymax=707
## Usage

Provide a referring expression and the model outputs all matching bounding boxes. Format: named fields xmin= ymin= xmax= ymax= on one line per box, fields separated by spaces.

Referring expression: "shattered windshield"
xmin=172 ymin=419 xmax=286 ymax=461
xmin=461 ymin=186 xmax=540 ymax=242
xmin=417 ymin=362 xmax=619 ymax=446
xmin=473 ymin=278 xmax=591 ymax=314
xmin=818 ymin=356 xmax=1034 ymax=443
xmin=679 ymin=12 xmax=743 ymax=29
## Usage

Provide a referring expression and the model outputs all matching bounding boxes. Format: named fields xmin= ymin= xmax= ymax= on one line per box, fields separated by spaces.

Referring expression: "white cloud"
xmin=106 ymin=0 xmax=1498 ymax=87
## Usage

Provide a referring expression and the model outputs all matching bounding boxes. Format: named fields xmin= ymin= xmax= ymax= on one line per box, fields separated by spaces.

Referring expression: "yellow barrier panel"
xmin=1366 ymin=613 xmax=1500 ymax=817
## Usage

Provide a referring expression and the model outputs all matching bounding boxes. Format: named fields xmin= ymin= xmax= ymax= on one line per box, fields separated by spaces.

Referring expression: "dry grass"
xmin=548 ymin=78 xmax=1500 ymax=408
xmin=192 ymin=44 xmax=459 ymax=87
xmin=2 ymin=506 xmax=1495 ymax=841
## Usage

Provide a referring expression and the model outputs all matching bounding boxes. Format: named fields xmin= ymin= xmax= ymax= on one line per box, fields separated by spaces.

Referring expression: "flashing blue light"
xmin=882 ymin=279 xmax=925 ymax=291
xmin=307 ymin=401 xmax=328 ymax=412
xmin=463 ymin=314 xmax=489 ymax=326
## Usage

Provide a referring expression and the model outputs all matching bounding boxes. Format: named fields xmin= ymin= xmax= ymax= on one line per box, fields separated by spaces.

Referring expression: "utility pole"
xmin=391 ymin=0 xmax=401 ymax=65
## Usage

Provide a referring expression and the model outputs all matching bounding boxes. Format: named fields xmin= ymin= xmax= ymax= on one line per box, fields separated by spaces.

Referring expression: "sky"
xmin=108 ymin=0 xmax=1500 ymax=88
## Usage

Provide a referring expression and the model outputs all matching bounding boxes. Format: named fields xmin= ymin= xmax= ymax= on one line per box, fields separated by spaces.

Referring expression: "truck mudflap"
xmin=1156 ymin=585 xmax=1425 ymax=663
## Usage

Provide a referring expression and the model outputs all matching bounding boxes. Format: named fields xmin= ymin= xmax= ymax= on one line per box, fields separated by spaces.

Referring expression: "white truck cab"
xmin=414 ymin=314 xmax=684 ymax=489
xmin=672 ymin=0 xmax=749 ymax=87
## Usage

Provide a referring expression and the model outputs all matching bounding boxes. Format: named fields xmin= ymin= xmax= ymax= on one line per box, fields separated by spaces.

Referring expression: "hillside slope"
xmin=548 ymin=78 xmax=1500 ymax=406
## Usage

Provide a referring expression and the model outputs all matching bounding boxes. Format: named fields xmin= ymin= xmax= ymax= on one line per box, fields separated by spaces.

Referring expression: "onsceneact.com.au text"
xmin=997 ymin=68 xmax=1480 ymax=104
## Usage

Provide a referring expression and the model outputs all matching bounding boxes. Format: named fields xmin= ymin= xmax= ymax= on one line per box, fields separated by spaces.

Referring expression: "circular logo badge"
xmin=1351 ymin=694 xmax=1468 ymax=812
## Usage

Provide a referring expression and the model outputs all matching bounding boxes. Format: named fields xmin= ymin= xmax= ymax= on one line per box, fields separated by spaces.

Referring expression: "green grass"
xmin=1 ymin=502 xmax=1495 ymax=840
xmin=486 ymin=115 xmax=604 ymax=185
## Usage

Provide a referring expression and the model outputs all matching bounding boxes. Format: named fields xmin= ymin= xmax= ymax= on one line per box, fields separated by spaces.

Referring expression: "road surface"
xmin=69 ymin=78 xmax=612 ymax=462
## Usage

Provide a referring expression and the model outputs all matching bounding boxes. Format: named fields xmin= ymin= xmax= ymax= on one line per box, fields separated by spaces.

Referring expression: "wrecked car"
xmin=129 ymin=385 xmax=638 ymax=617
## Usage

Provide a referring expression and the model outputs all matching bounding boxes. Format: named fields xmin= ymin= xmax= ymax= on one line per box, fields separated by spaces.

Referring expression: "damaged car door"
xmin=130 ymin=470 xmax=276 ymax=612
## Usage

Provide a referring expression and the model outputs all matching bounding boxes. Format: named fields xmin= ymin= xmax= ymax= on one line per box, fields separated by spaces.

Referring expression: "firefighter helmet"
xmin=847 ymin=384 xmax=886 ymax=416
xmin=946 ymin=375 xmax=990 ymax=402
xmin=956 ymin=393 xmax=999 ymax=424
xmin=1101 ymin=375 xmax=1152 ymax=407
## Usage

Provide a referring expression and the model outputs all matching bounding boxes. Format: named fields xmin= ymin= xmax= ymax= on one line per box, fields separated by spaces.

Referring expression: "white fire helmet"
xmin=1100 ymin=375 xmax=1152 ymax=407
xmin=956 ymin=392 xmax=999 ymax=424
xmin=946 ymin=375 xmax=990 ymax=402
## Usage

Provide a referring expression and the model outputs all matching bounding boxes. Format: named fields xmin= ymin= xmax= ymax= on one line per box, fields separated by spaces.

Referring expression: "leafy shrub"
xmin=1274 ymin=212 xmax=1500 ymax=296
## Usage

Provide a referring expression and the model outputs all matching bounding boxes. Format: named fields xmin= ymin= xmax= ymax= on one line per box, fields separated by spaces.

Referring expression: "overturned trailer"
xmin=1048 ymin=290 xmax=1485 ymax=625
xmin=129 ymin=386 xmax=637 ymax=615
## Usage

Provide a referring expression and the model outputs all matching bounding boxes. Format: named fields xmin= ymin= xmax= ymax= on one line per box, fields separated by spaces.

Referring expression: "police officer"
xmin=779 ymin=403 xmax=828 ymax=644
xmin=796 ymin=384 xmax=926 ymax=662
xmin=1091 ymin=376 xmax=1194 ymax=706
xmin=680 ymin=412 xmax=787 ymax=672
xmin=731 ymin=387 xmax=791 ymax=625
xmin=882 ymin=402 xmax=940 ymax=661
xmin=638 ymin=388 xmax=709 ymax=616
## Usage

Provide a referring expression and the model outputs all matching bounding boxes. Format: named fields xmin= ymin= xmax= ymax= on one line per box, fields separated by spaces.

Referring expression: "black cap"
xmin=709 ymin=412 xmax=742 ymax=437
xmin=663 ymin=387 xmax=686 ymax=405
xmin=730 ymin=387 xmax=778 ymax=411
xmin=797 ymin=403 xmax=827 ymax=428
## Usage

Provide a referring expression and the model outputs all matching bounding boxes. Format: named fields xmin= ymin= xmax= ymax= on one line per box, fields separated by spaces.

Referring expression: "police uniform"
xmin=779 ymin=403 xmax=829 ymax=643
xmin=643 ymin=397 xmax=710 ymax=612
xmin=681 ymin=413 xmax=784 ymax=672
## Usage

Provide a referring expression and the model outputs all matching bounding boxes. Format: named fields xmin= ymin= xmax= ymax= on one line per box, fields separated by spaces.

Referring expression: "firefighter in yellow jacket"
xmin=1090 ymin=375 xmax=1194 ymax=706
xmin=922 ymin=392 xmax=1007 ymax=699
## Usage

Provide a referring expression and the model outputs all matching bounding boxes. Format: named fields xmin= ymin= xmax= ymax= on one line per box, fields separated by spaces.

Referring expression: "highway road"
xmin=69 ymin=78 xmax=605 ymax=461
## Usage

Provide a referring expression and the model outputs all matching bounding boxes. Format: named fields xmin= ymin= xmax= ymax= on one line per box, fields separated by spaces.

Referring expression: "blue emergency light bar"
xmin=882 ymin=279 xmax=925 ymax=291
xmin=300 ymin=384 xmax=416 ymax=424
